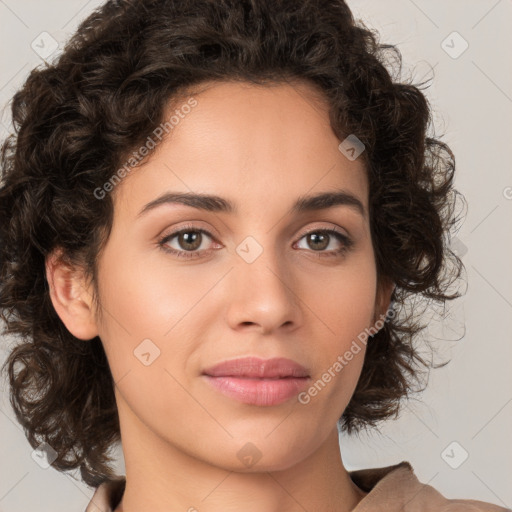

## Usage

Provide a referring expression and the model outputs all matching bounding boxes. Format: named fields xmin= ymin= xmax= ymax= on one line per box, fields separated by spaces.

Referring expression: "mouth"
xmin=201 ymin=356 xmax=311 ymax=406
xmin=202 ymin=375 xmax=310 ymax=406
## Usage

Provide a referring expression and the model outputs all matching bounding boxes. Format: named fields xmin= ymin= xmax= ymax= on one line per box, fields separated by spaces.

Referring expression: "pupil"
xmin=181 ymin=231 xmax=200 ymax=250
xmin=310 ymin=233 xmax=328 ymax=250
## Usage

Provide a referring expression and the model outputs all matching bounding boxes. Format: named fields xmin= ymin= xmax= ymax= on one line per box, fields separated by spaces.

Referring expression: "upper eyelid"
xmin=161 ymin=222 xmax=350 ymax=238
xmin=160 ymin=223 xmax=218 ymax=241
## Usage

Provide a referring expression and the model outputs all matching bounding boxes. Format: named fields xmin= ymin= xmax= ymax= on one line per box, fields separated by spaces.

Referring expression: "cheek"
xmin=309 ymin=258 xmax=377 ymax=341
xmin=300 ymin=268 xmax=376 ymax=415
xmin=94 ymin=245 xmax=225 ymax=405
xmin=303 ymin=253 xmax=377 ymax=389
xmin=94 ymin=251 xmax=198 ymax=421
xmin=96 ymin=245 xmax=206 ymax=337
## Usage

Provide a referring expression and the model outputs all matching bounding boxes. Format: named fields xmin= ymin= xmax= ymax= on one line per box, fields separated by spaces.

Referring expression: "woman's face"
xmin=93 ymin=80 xmax=389 ymax=471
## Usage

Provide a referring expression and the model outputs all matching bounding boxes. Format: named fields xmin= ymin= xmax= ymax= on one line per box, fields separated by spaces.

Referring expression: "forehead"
xmin=113 ymin=80 xmax=368 ymax=220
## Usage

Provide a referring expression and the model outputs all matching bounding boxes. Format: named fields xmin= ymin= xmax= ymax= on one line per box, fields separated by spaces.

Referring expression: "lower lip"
xmin=202 ymin=375 xmax=310 ymax=406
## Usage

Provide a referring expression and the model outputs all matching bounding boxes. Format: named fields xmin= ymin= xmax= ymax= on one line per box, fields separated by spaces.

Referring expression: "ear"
xmin=373 ymin=276 xmax=396 ymax=324
xmin=45 ymin=249 xmax=99 ymax=341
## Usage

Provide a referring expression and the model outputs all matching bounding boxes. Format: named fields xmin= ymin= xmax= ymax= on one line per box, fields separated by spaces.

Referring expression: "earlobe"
xmin=45 ymin=250 xmax=99 ymax=341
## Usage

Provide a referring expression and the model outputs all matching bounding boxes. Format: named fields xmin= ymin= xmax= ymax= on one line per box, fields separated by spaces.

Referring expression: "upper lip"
xmin=202 ymin=357 xmax=310 ymax=378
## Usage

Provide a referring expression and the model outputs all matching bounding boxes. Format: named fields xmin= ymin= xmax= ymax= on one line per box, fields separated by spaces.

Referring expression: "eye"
xmin=294 ymin=228 xmax=353 ymax=257
xmin=158 ymin=225 xmax=219 ymax=259
xmin=158 ymin=225 xmax=354 ymax=260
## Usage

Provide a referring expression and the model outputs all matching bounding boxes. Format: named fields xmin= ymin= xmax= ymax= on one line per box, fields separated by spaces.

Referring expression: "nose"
xmin=224 ymin=241 xmax=303 ymax=335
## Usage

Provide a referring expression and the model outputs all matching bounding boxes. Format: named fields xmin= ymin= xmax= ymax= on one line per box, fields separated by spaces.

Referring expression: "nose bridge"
xmin=226 ymin=230 xmax=301 ymax=331
xmin=235 ymin=231 xmax=293 ymax=295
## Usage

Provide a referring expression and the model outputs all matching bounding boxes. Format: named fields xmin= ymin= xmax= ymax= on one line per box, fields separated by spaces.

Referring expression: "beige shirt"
xmin=84 ymin=461 xmax=511 ymax=512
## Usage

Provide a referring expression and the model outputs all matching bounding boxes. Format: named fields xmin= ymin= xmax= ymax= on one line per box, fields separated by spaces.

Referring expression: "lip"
xmin=202 ymin=357 xmax=311 ymax=406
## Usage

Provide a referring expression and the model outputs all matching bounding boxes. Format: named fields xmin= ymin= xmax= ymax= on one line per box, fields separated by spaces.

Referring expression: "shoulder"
xmin=436 ymin=502 xmax=511 ymax=511
xmin=349 ymin=461 xmax=511 ymax=512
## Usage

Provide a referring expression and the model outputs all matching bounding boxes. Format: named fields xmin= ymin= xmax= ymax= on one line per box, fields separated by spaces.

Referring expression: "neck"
xmin=114 ymin=402 xmax=366 ymax=512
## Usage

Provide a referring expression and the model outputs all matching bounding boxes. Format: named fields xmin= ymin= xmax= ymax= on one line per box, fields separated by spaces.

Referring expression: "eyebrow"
xmin=137 ymin=190 xmax=366 ymax=219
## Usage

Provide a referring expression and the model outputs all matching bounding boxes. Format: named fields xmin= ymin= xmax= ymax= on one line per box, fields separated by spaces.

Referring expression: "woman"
xmin=0 ymin=0 xmax=507 ymax=511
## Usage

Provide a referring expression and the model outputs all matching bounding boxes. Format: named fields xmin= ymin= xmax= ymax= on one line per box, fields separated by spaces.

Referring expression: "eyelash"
xmin=157 ymin=224 xmax=354 ymax=260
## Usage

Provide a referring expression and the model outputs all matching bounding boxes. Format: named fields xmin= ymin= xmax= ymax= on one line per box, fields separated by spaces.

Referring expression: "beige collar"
xmin=85 ymin=460 xmax=509 ymax=512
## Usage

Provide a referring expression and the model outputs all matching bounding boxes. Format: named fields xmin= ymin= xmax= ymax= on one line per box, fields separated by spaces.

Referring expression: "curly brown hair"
xmin=0 ymin=0 xmax=464 ymax=488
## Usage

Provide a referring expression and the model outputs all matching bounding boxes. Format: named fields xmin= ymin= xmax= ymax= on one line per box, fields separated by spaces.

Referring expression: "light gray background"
xmin=1 ymin=1 xmax=511 ymax=511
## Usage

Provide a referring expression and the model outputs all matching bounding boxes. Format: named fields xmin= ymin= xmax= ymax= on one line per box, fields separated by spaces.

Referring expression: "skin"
xmin=47 ymin=80 xmax=394 ymax=512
